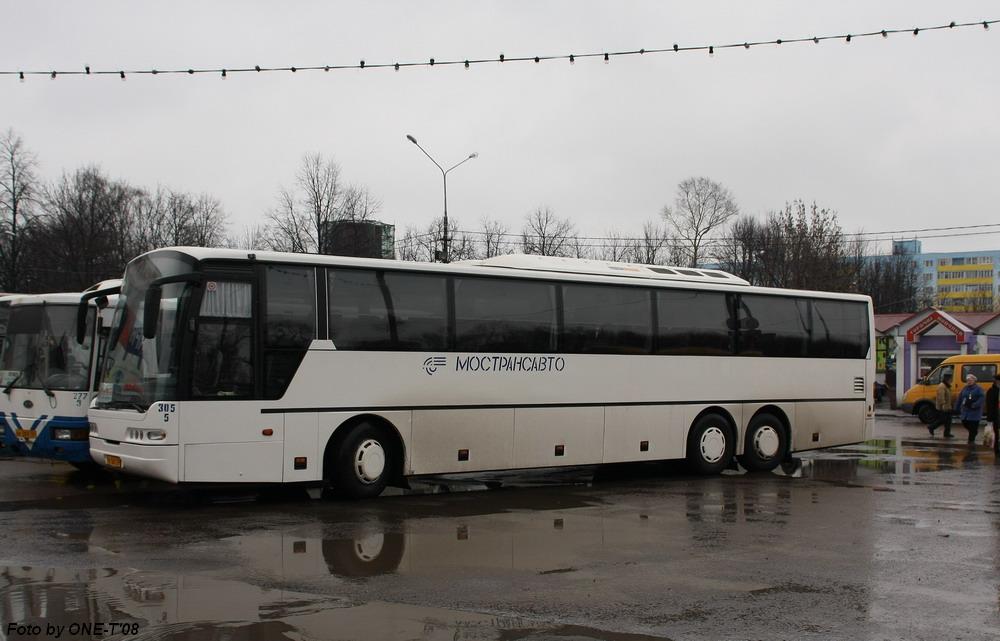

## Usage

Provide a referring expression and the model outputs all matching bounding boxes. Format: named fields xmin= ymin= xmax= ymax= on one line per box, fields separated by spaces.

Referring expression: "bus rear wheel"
xmin=329 ymin=423 xmax=392 ymax=499
xmin=686 ymin=413 xmax=735 ymax=475
xmin=739 ymin=413 xmax=788 ymax=472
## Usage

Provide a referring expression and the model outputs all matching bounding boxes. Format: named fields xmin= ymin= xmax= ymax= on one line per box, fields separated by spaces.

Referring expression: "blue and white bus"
xmin=87 ymin=248 xmax=874 ymax=497
xmin=0 ymin=282 xmax=120 ymax=466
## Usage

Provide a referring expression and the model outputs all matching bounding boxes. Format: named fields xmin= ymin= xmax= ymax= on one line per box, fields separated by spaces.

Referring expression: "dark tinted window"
xmin=265 ymin=266 xmax=315 ymax=348
xmin=738 ymin=295 xmax=810 ymax=357
xmin=383 ymin=272 xmax=448 ymax=350
xmin=809 ymin=300 xmax=869 ymax=359
xmin=454 ymin=277 xmax=557 ymax=352
xmin=262 ymin=266 xmax=315 ymax=398
xmin=192 ymin=280 xmax=254 ymax=398
xmin=328 ymin=269 xmax=392 ymax=349
xmin=561 ymin=284 xmax=652 ymax=354
xmin=656 ymin=290 xmax=732 ymax=355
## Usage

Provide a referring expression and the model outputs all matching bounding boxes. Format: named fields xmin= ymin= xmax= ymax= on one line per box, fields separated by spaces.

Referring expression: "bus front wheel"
xmin=686 ymin=413 xmax=735 ymax=475
xmin=329 ymin=423 xmax=392 ymax=499
xmin=739 ymin=413 xmax=788 ymax=472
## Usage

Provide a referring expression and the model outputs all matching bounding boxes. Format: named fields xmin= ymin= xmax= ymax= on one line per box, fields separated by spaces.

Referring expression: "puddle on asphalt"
xmin=796 ymin=437 xmax=997 ymax=484
xmin=0 ymin=566 xmax=673 ymax=641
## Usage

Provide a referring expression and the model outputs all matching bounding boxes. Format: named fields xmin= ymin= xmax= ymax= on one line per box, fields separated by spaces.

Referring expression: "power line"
xmin=3 ymin=18 xmax=994 ymax=81
xmin=395 ymin=222 xmax=1000 ymax=246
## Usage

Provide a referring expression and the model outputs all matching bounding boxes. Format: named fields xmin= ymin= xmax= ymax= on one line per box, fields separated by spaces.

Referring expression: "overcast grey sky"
xmin=3 ymin=1 xmax=998 ymax=254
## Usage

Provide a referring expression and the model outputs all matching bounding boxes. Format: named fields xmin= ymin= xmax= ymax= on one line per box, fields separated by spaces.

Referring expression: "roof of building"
xmin=949 ymin=312 xmax=1000 ymax=330
xmin=875 ymin=309 xmax=1000 ymax=334
xmin=874 ymin=313 xmax=913 ymax=333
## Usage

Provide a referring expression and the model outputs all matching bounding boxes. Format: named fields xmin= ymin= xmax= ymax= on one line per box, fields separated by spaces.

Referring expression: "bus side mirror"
xmin=143 ymin=285 xmax=162 ymax=340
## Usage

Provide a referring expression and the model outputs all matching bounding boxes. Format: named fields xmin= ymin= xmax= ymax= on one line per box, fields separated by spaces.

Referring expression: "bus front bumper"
xmin=89 ymin=437 xmax=179 ymax=483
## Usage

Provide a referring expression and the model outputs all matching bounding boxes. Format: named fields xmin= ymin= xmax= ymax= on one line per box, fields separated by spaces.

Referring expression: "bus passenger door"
xmin=183 ymin=269 xmax=282 ymax=483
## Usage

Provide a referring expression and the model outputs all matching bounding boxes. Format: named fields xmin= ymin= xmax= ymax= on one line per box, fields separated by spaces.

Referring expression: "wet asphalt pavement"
xmin=0 ymin=413 xmax=997 ymax=641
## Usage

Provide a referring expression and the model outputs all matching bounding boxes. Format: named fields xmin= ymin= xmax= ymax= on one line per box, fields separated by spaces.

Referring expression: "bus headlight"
xmin=53 ymin=428 xmax=89 ymax=441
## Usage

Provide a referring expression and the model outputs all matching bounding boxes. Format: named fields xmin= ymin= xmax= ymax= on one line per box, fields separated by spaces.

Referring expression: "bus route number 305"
xmin=157 ymin=403 xmax=177 ymax=422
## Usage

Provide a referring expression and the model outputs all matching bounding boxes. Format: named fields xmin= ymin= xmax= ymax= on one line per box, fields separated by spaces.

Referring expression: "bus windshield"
xmin=0 ymin=303 xmax=94 ymax=392
xmin=96 ymin=252 xmax=197 ymax=411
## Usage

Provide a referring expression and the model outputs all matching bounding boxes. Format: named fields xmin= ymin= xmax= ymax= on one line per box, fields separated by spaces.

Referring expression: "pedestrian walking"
xmin=955 ymin=374 xmax=985 ymax=444
xmin=987 ymin=373 xmax=1000 ymax=454
xmin=928 ymin=374 xmax=953 ymax=438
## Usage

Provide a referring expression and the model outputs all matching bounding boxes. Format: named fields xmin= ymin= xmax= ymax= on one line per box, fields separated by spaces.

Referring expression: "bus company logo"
xmin=422 ymin=356 xmax=447 ymax=375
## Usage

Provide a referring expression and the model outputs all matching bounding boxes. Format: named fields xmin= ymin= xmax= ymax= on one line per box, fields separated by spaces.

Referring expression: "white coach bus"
xmin=88 ymin=248 xmax=874 ymax=498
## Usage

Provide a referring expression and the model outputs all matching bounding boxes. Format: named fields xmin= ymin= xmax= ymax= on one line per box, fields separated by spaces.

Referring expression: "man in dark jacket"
xmin=955 ymin=374 xmax=985 ymax=444
xmin=987 ymin=374 xmax=1000 ymax=454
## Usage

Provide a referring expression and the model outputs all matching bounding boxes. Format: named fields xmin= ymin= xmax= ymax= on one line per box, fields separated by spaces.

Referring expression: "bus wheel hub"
xmin=753 ymin=426 xmax=780 ymax=459
xmin=700 ymin=427 xmax=726 ymax=463
xmin=354 ymin=439 xmax=386 ymax=484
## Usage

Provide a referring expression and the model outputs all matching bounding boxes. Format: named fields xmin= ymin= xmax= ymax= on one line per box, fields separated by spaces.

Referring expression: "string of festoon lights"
xmin=2 ymin=18 xmax=995 ymax=81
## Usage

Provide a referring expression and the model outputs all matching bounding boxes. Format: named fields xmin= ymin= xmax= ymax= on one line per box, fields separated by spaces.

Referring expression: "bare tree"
xmin=266 ymin=154 xmax=386 ymax=255
xmin=298 ymin=153 xmax=342 ymax=252
xmin=0 ymin=129 xmax=40 ymax=291
xmin=521 ymin=207 xmax=575 ymax=257
xmin=480 ymin=217 xmax=511 ymax=258
xmin=266 ymin=187 xmax=313 ymax=253
xmin=416 ymin=217 xmax=477 ymax=261
xmin=226 ymin=223 xmax=269 ymax=250
xmin=599 ymin=229 xmax=631 ymax=262
xmin=714 ymin=215 xmax=766 ymax=282
xmin=28 ymin=167 xmax=136 ymax=291
xmin=630 ymin=220 xmax=671 ymax=265
xmin=266 ymin=153 xmax=342 ymax=253
xmin=662 ymin=176 xmax=739 ymax=267
xmin=339 ymin=185 xmax=381 ymax=222
xmin=396 ymin=226 xmax=425 ymax=262
xmin=185 ymin=193 xmax=229 ymax=246
xmin=567 ymin=236 xmax=592 ymax=259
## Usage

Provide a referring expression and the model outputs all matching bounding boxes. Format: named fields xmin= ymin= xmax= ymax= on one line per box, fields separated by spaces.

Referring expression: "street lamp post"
xmin=406 ymin=134 xmax=477 ymax=263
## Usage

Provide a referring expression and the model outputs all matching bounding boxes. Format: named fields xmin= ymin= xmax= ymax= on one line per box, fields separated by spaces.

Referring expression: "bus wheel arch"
xmin=685 ymin=407 xmax=737 ymax=474
xmin=324 ymin=414 xmax=406 ymax=498
xmin=739 ymin=406 xmax=790 ymax=472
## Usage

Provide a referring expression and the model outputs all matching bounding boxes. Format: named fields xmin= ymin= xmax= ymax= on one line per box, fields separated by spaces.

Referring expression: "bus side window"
xmin=561 ymin=284 xmax=652 ymax=354
xmin=191 ymin=280 xmax=254 ymax=398
xmin=737 ymin=295 xmax=809 ymax=358
xmin=328 ymin=269 xmax=392 ymax=350
xmin=263 ymin=265 xmax=316 ymax=399
xmin=656 ymin=290 xmax=732 ymax=356
xmin=809 ymin=299 xmax=869 ymax=359
xmin=382 ymin=272 xmax=448 ymax=351
xmin=454 ymin=277 xmax=557 ymax=353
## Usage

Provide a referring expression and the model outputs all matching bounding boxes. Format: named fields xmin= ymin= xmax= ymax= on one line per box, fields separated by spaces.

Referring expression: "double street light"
xmin=406 ymin=134 xmax=477 ymax=263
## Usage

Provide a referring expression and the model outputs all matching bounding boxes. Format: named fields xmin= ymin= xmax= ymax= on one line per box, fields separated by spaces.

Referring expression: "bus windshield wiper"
xmin=2 ymin=372 xmax=22 ymax=396
xmin=38 ymin=377 xmax=55 ymax=399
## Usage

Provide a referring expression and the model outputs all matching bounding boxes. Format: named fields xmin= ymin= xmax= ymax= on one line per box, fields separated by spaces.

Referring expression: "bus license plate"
xmin=14 ymin=429 xmax=36 ymax=440
xmin=105 ymin=454 xmax=123 ymax=469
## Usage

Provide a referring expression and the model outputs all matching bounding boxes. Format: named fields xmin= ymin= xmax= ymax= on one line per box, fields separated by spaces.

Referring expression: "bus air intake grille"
xmin=853 ymin=377 xmax=865 ymax=394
